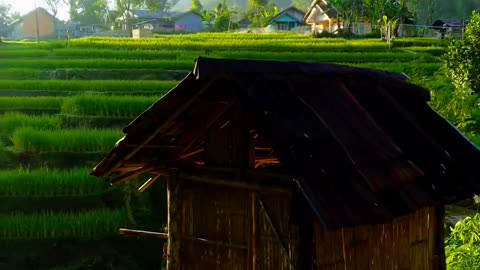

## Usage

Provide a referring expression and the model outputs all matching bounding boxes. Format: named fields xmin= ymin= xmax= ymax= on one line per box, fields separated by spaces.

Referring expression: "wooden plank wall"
xmin=314 ymin=207 xmax=438 ymax=270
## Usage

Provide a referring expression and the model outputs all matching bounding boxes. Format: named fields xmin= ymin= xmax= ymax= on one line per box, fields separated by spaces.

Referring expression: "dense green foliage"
xmin=437 ymin=12 xmax=480 ymax=134
xmin=445 ymin=12 xmax=480 ymax=95
xmin=446 ymin=214 xmax=480 ymax=270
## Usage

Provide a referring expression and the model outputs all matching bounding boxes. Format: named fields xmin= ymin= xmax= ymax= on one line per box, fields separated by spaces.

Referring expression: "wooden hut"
xmin=92 ymin=57 xmax=480 ymax=270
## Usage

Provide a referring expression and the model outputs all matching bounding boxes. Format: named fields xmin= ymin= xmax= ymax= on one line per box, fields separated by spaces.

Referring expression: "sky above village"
xmin=2 ymin=0 xmax=70 ymax=21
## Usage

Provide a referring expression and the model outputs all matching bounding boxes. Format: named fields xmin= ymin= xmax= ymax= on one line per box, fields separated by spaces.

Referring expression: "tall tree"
xmin=115 ymin=0 xmax=179 ymax=32
xmin=64 ymin=0 xmax=80 ymax=21
xmin=78 ymin=0 xmax=109 ymax=24
xmin=439 ymin=12 xmax=480 ymax=133
xmin=191 ymin=0 xmax=203 ymax=12
xmin=207 ymin=0 xmax=238 ymax=31
xmin=247 ymin=0 xmax=273 ymax=27
xmin=364 ymin=0 xmax=385 ymax=29
xmin=64 ymin=0 xmax=108 ymax=24
xmin=292 ymin=0 xmax=311 ymax=11
xmin=116 ymin=0 xmax=178 ymax=15
xmin=45 ymin=0 xmax=63 ymax=18
xmin=0 ymin=3 xmax=12 ymax=41
xmin=330 ymin=0 xmax=364 ymax=31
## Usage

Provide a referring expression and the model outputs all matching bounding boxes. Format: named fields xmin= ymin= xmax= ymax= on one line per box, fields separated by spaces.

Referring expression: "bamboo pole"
xmin=119 ymin=228 xmax=168 ymax=239
xmin=138 ymin=174 xmax=162 ymax=193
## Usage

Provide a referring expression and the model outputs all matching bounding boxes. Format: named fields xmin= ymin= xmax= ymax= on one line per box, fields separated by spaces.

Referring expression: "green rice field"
xmin=0 ymin=33 xmax=450 ymax=269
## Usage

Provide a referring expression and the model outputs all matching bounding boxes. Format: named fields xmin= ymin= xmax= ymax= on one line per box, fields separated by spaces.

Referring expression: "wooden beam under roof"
xmin=176 ymin=170 xmax=292 ymax=193
xmin=103 ymin=75 xmax=228 ymax=177
xmin=178 ymin=148 xmax=205 ymax=160
xmin=110 ymin=166 xmax=153 ymax=185
xmin=138 ymin=174 xmax=163 ymax=193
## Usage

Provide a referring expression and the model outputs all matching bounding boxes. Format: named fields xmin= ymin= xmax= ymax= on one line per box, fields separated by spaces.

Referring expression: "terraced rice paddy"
xmin=0 ymin=33 xmax=449 ymax=269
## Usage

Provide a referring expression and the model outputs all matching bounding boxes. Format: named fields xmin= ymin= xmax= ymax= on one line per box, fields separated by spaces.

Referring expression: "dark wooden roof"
xmin=269 ymin=6 xmax=306 ymax=24
xmin=432 ymin=19 xmax=469 ymax=28
xmin=92 ymin=57 xmax=480 ymax=229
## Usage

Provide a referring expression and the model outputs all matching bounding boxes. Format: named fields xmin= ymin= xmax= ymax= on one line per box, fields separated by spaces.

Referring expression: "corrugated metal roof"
xmin=92 ymin=57 xmax=480 ymax=229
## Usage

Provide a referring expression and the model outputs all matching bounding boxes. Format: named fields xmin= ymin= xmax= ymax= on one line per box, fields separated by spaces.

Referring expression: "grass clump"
xmin=0 ymin=97 xmax=63 ymax=110
xmin=0 ymin=80 xmax=177 ymax=94
xmin=0 ymin=209 xmax=127 ymax=240
xmin=0 ymin=113 xmax=60 ymax=137
xmin=0 ymin=59 xmax=194 ymax=70
xmin=11 ymin=128 xmax=123 ymax=153
xmin=0 ymin=167 xmax=106 ymax=197
xmin=61 ymin=95 xmax=156 ymax=118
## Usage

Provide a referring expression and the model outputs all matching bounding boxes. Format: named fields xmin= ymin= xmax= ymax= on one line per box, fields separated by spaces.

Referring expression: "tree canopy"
xmin=45 ymin=0 xmax=63 ymax=18
xmin=0 ymin=3 xmax=13 ymax=40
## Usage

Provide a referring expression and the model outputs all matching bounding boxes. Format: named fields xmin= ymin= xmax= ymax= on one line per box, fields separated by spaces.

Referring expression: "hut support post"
xmin=167 ymin=171 xmax=180 ymax=270
xmin=435 ymin=205 xmax=446 ymax=270
xmin=249 ymin=191 xmax=257 ymax=270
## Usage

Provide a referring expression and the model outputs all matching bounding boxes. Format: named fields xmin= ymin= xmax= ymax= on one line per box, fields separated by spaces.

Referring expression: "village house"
xmin=92 ymin=57 xmax=480 ymax=269
xmin=121 ymin=10 xmax=202 ymax=37
xmin=7 ymin=7 xmax=62 ymax=40
xmin=432 ymin=19 xmax=469 ymax=39
xmin=304 ymin=0 xmax=372 ymax=35
xmin=304 ymin=0 xmax=341 ymax=34
xmin=267 ymin=6 xmax=306 ymax=31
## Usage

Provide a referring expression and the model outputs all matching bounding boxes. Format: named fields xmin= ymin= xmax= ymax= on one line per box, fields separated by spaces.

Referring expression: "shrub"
xmin=440 ymin=11 xmax=480 ymax=134
xmin=444 ymin=12 xmax=480 ymax=94
xmin=446 ymin=214 xmax=480 ymax=270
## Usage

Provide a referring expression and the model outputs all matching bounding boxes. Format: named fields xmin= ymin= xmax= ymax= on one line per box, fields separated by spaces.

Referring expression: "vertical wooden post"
xmin=167 ymin=171 xmax=180 ymax=270
xmin=434 ymin=205 xmax=446 ymax=270
xmin=249 ymin=191 xmax=257 ymax=270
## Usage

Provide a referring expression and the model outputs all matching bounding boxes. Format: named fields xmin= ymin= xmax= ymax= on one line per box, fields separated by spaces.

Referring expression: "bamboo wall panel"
xmin=175 ymin=177 xmax=438 ymax=270
xmin=178 ymin=180 xmax=299 ymax=270
xmin=314 ymin=207 xmax=437 ymax=270
xmin=180 ymin=181 xmax=249 ymax=270
xmin=256 ymin=192 xmax=299 ymax=270
xmin=314 ymin=228 xmax=345 ymax=270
